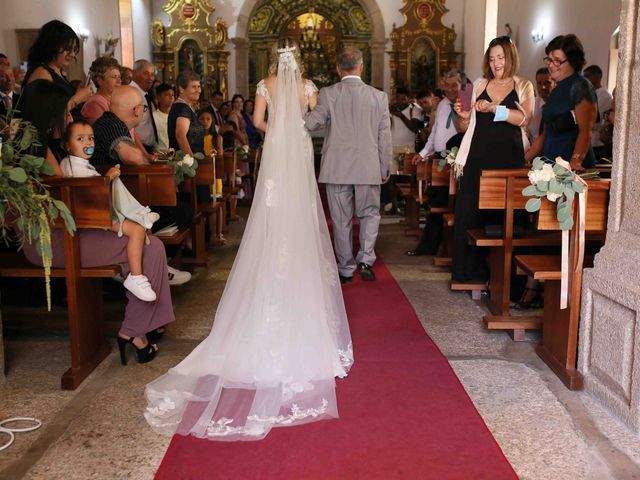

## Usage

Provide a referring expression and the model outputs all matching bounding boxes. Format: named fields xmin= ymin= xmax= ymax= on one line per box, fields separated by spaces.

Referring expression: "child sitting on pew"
xmin=60 ymin=120 xmax=159 ymax=302
xmin=198 ymin=109 xmax=223 ymax=158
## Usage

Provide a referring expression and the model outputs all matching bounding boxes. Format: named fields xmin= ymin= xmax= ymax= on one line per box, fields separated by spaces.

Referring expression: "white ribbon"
xmin=560 ymin=174 xmax=588 ymax=309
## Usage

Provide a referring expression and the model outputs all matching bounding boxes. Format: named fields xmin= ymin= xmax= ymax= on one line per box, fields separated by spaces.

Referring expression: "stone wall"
xmin=578 ymin=0 xmax=639 ymax=432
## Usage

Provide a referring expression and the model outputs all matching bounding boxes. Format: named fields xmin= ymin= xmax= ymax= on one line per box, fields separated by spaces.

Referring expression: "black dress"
xmin=452 ymin=87 xmax=525 ymax=282
xmin=168 ymin=101 xmax=205 ymax=154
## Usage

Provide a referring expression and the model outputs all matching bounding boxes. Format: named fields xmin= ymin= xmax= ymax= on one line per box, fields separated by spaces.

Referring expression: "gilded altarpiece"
xmin=151 ymin=0 xmax=229 ymax=100
xmin=388 ymin=0 xmax=460 ymax=96
xmin=248 ymin=0 xmax=373 ymax=94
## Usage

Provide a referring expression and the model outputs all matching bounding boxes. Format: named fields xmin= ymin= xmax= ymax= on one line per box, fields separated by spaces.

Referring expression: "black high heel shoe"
xmin=146 ymin=328 xmax=165 ymax=343
xmin=117 ymin=336 xmax=158 ymax=365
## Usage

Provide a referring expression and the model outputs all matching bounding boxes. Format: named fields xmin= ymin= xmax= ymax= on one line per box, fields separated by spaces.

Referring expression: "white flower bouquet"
xmin=522 ymin=156 xmax=597 ymax=230
xmin=437 ymin=146 xmax=458 ymax=172
xmin=157 ymin=148 xmax=202 ymax=185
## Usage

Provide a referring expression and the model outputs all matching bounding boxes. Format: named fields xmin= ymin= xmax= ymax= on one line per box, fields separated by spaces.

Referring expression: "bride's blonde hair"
xmin=268 ymin=37 xmax=305 ymax=76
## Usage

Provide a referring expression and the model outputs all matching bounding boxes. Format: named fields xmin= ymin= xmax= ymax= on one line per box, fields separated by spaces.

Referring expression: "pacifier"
xmin=83 ymin=146 xmax=95 ymax=155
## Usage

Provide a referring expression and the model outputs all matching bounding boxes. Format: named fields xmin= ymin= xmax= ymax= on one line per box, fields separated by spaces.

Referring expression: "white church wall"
xmin=497 ymin=0 xmax=621 ymax=88
xmin=132 ymin=0 xmax=154 ymax=65
xmin=0 ymin=0 xmax=122 ymax=74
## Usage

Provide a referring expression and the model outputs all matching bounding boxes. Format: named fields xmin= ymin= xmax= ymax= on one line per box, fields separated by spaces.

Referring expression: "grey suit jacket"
xmin=305 ymin=77 xmax=392 ymax=185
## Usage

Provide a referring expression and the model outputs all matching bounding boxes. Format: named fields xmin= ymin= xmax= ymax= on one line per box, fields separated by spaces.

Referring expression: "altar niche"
xmin=388 ymin=0 xmax=460 ymax=98
xmin=247 ymin=0 xmax=373 ymax=95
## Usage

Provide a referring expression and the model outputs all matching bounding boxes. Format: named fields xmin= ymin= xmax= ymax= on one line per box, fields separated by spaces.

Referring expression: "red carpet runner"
xmin=155 ymin=258 xmax=518 ymax=479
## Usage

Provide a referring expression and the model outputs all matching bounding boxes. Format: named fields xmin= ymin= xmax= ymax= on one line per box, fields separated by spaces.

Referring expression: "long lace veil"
xmin=144 ymin=46 xmax=353 ymax=441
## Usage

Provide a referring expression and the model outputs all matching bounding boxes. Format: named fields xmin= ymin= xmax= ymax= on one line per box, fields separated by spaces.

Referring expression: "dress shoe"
xmin=405 ymin=249 xmax=428 ymax=257
xmin=339 ymin=274 xmax=353 ymax=284
xmin=358 ymin=263 xmax=376 ymax=281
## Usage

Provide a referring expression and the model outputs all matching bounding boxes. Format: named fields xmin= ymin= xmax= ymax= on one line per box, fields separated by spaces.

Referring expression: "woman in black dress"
xmin=18 ymin=20 xmax=92 ymax=117
xmin=168 ymin=70 xmax=204 ymax=155
xmin=452 ymin=36 xmax=534 ymax=282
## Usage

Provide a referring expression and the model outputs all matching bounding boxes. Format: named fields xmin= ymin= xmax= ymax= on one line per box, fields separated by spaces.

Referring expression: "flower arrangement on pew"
xmin=437 ymin=146 xmax=459 ymax=172
xmin=522 ymin=156 xmax=598 ymax=230
xmin=0 ymin=119 xmax=76 ymax=309
xmin=157 ymin=148 xmax=202 ymax=185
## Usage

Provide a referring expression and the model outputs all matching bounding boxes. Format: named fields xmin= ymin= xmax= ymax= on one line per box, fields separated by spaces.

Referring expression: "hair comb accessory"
xmin=277 ymin=46 xmax=297 ymax=54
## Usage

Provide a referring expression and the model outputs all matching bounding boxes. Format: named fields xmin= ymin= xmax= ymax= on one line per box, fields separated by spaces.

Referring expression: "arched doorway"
xmin=235 ymin=0 xmax=386 ymax=96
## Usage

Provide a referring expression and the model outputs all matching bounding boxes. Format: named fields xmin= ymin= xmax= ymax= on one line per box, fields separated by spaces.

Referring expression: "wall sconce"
xmin=531 ymin=28 xmax=544 ymax=43
xmin=76 ymin=27 xmax=89 ymax=43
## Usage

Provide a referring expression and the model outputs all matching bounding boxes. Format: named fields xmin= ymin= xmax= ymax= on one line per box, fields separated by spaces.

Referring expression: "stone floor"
xmin=1 ymin=213 xmax=639 ymax=480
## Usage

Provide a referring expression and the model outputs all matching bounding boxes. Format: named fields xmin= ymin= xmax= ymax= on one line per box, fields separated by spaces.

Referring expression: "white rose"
xmin=555 ymin=156 xmax=571 ymax=171
xmin=546 ymin=192 xmax=561 ymax=202
xmin=176 ymin=160 xmax=184 ymax=166
xmin=182 ymin=155 xmax=194 ymax=167
xmin=539 ymin=163 xmax=555 ymax=182
xmin=528 ymin=169 xmax=540 ymax=184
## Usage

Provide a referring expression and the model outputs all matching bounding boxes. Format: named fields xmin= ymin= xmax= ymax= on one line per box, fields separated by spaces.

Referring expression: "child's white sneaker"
xmin=123 ymin=274 xmax=157 ymax=302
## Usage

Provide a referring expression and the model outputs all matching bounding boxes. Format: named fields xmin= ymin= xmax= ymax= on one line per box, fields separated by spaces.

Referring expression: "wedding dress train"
xmin=144 ymin=48 xmax=353 ymax=441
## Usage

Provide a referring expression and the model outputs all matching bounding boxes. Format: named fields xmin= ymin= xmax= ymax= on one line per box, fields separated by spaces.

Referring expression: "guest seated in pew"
xmin=198 ymin=109 xmax=223 ymax=157
xmin=60 ymin=120 xmax=160 ymax=302
xmin=153 ymin=82 xmax=175 ymax=152
xmin=90 ymin=85 xmax=192 ymax=285
xmin=451 ymin=36 xmax=534 ymax=282
xmin=242 ymin=98 xmax=263 ymax=149
xmin=405 ymin=71 xmax=463 ymax=257
xmin=525 ymin=34 xmax=598 ymax=171
xmin=21 ymin=80 xmax=175 ymax=362
xmin=169 ymin=70 xmax=211 ymax=206
xmin=81 ymin=56 xmax=122 ymax=125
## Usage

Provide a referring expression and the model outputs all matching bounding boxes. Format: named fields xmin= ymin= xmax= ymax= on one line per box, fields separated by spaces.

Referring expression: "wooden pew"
xmin=0 ymin=177 xmax=117 ymax=389
xmin=395 ymin=154 xmax=428 ymax=237
xmin=117 ymin=163 xmax=207 ymax=265
xmin=117 ymin=164 xmax=193 ymax=248
xmin=468 ymin=169 xmax=557 ymax=338
xmin=431 ymin=162 xmax=456 ymax=267
xmin=249 ymin=146 xmax=263 ymax=193
xmin=218 ymin=150 xmax=239 ymax=222
xmin=515 ymin=179 xmax=610 ymax=389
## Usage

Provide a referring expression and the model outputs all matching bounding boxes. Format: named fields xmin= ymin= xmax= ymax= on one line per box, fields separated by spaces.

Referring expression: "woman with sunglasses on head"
xmin=451 ymin=36 xmax=534 ymax=283
xmin=17 ymin=20 xmax=92 ymax=117
xmin=525 ymin=34 xmax=597 ymax=171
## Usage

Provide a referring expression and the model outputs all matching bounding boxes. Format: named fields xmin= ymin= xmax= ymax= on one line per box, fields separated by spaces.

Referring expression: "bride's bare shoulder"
xmin=261 ymin=76 xmax=277 ymax=89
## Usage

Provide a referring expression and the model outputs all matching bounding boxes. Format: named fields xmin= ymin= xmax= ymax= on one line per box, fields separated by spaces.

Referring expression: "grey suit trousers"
xmin=325 ymin=184 xmax=381 ymax=277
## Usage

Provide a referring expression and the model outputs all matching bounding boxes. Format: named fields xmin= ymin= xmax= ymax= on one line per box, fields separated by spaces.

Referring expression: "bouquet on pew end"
xmin=522 ymin=156 xmax=598 ymax=230
xmin=437 ymin=146 xmax=459 ymax=172
xmin=157 ymin=148 xmax=202 ymax=185
xmin=0 ymin=117 xmax=77 ymax=309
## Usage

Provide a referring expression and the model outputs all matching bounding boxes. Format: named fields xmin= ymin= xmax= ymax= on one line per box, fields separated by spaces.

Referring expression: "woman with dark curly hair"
xmin=526 ymin=34 xmax=597 ymax=171
xmin=81 ymin=56 xmax=122 ymax=124
xmin=17 ymin=20 xmax=92 ymax=116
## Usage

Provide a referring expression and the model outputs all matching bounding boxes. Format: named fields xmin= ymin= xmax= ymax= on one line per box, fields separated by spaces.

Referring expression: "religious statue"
xmin=96 ymin=33 xmax=120 ymax=58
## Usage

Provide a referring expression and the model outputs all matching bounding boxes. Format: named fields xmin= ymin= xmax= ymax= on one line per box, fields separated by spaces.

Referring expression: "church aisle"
xmin=0 ymin=214 xmax=639 ymax=479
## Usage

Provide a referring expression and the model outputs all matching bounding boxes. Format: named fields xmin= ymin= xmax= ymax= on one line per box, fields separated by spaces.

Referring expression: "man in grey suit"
xmin=305 ymin=47 xmax=392 ymax=283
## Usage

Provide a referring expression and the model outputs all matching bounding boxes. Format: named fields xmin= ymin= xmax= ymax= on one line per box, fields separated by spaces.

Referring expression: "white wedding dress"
xmin=144 ymin=49 xmax=353 ymax=441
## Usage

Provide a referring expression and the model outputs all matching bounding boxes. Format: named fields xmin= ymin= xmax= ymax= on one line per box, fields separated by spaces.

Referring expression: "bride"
xmin=144 ymin=37 xmax=353 ymax=441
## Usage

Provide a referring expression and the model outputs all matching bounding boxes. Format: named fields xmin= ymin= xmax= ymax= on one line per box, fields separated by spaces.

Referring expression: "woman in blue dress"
xmin=526 ymin=34 xmax=597 ymax=170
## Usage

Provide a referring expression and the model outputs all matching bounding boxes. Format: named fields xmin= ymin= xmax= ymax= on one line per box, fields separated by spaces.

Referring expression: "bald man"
xmin=91 ymin=85 xmax=146 ymax=167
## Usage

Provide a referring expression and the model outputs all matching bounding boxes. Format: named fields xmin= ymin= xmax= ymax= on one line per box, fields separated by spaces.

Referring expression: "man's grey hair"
xmin=443 ymin=69 xmax=462 ymax=82
xmin=133 ymin=59 xmax=154 ymax=72
xmin=337 ymin=47 xmax=363 ymax=72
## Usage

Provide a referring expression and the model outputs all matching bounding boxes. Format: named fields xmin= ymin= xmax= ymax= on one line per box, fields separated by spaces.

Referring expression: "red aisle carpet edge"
xmin=154 ymin=257 xmax=518 ymax=480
